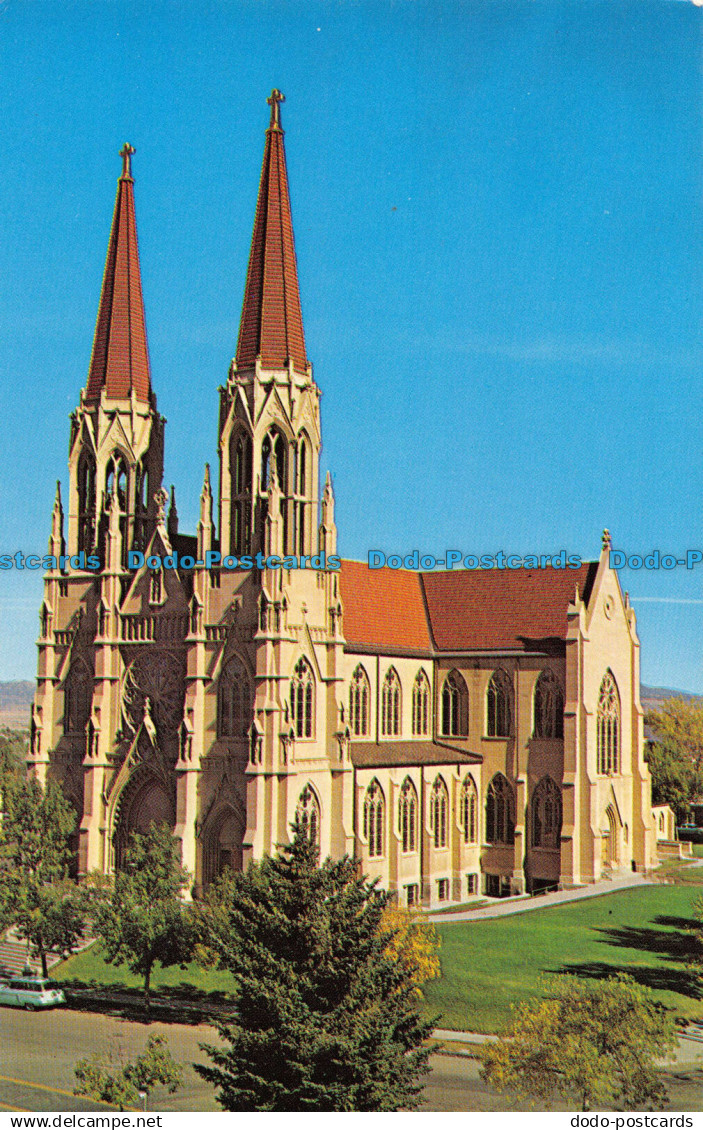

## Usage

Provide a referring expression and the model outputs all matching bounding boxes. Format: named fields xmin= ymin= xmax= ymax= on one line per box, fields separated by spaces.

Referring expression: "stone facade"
xmin=28 ymin=94 xmax=656 ymax=906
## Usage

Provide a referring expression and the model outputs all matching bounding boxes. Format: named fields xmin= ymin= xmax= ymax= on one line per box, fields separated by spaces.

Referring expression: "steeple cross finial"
xmin=267 ymin=89 xmax=285 ymax=131
xmin=119 ymin=143 xmax=136 ymax=179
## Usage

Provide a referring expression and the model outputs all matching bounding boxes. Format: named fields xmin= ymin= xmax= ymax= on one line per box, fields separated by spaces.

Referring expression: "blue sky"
xmin=0 ymin=0 xmax=702 ymax=690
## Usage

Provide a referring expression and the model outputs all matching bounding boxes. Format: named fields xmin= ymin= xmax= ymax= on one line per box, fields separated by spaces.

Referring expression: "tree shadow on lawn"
xmin=552 ymin=915 xmax=702 ymax=1000
xmin=59 ymin=979 xmax=236 ymax=1025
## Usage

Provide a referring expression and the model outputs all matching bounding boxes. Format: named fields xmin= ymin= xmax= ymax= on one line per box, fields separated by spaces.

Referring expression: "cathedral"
xmin=28 ymin=92 xmax=656 ymax=905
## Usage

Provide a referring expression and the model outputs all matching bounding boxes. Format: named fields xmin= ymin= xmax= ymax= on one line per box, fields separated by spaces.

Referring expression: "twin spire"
xmin=84 ymin=91 xmax=307 ymax=406
xmin=85 ymin=144 xmax=151 ymax=403
xmin=235 ymin=90 xmax=308 ymax=374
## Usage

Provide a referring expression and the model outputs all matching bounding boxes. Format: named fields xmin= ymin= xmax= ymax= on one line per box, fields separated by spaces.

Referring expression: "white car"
xmin=0 ymin=976 xmax=66 ymax=1010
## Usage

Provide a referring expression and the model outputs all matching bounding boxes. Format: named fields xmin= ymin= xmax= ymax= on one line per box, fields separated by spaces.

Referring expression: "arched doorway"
xmin=112 ymin=771 xmax=176 ymax=871
xmin=601 ymin=805 xmax=618 ymax=871
xmin=202 ymin=807 xmax=245 ymax=888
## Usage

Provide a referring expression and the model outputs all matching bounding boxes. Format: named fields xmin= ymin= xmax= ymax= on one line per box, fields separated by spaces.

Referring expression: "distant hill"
xmin=640 ymin=684 xmax=703 ymax=711
xmin=0 ymin=681 xmax=33 ymax=727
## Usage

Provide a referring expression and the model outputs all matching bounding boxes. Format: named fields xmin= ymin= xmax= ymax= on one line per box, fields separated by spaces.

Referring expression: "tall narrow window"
xmin=381 ymin=668 xmax=401 ymax=737
xmin=412 ymin=670 xmax=430 ymax=736
xmin=231 ymin=432 xmax=252 ymax=555
xmin=531 ymin=776 xmax=562 ymax=849
xmin=486 ymin=669 xmax=512 ymax=737
xmin=533 ymin=669 xmax=564 ymax=739
xmin=485 ymin=773 xmax=515 ymax=844
xmin=399 ymin=777 xmax=418 ymax=853
xmin=65 ymin=660 xmax=93 ymax=736
xmin=294 ymin=434 xmax=309 ymax=556
xmin=460 ymin=775 xmax=478 ymax=844
xmin=363 ymin=779 xmax=385 ymax=858
xmin=291 ymin=658 xmax=314 ymax=738
xmin=430 ymin=776 xmax=449 ymax=849
xmin=218 ymin=656 xmax=251 ymax=738
xmin=349 ymin=665 xmax=370 ymax=737
xmin=78 ymin=455 xmax=96 ymax=554
xmin=441 ymin=669 xmax=468 ymax=737
xmin=597 ymin=670 xmax=620 ymax=774
xmin=296 ymin=785 xmax=320 ymax=849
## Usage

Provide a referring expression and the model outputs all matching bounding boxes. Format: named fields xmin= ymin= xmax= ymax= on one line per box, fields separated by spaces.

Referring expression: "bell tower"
xmin=218 ymin=91 xmax=322 ymax=561
xmin=67 ymin=144 xmax=164 ymax=566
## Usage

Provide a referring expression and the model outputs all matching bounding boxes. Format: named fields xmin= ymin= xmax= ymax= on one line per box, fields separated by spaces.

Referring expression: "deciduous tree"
xmin=195 ymin=819 xmax=433 ymax=1111
xmin=0 ymin=775 xmax=84 ymax=976
xmin=96 ymin=823 xmax=192 ymax=1010
xmin=74 ymin=1035 xmax=183 ymax=1110
xmin=380 ymin=905 xmax=441 ymax=994
xmin=479 ymin=974 xmax=676 ymax=1111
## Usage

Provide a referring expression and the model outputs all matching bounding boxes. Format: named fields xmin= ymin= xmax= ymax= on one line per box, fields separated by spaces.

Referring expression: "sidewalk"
xmin=428 ymin=872 xmax=655 ymax=923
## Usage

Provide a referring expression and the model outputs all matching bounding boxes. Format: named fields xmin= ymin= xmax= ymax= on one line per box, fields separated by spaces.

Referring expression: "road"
xmin=1 ymin=1008 xmax=702 ymax=1113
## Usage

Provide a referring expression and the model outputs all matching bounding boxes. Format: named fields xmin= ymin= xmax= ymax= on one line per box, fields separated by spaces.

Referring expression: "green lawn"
xmin=423 ymin=881 xmax=703 ymax=1033
xmin=57 ymin=942 xmax=236 ymax=996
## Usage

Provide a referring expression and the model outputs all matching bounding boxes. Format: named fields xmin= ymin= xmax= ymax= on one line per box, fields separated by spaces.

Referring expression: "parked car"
xmin=677 ymin=824 xmax=703 ymax=844
xmin=0 ymin=976 xmax=66 ymax=1010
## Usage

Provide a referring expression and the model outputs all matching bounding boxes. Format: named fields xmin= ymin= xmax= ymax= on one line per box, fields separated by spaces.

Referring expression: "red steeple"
xmin=85 ymin=144 xmax=152 ymax=403
xmin=236 ymin=91 xmax=308 ymax=374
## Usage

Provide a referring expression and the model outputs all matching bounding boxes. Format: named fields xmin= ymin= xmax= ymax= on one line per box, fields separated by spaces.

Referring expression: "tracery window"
xmin=291 ymin=658 xmax=314 ymax=738
xmin=460 ymin=775 xmax=478 ymax=844
xmin=381 ymin=668 xmax=401 ymax=737
xmin=430 ymin=776 xmax=449 ymax=849
xmin=296 ymin=785 xmax=320 ymax=849
xmin=485 ymin=773 xmax=515 ymax=845
xmin=399 ymin=777 xmax=418 ymax=853
xmin=533 ymin=669 xmax=564 ymax=739
xmin=441 ymin=669 xmax=468 ymax=737
xmin=597 ymin=670 xmax=620 ymax=774
xmin=412 ymin=669 xmax=430 ymax=736
xmin=218 ymin=656 xmax=251 ymax=738
xmin=531 ymin=776 xmax=562 ymax=849
xmin=349 ymin=665 xmax=370 ymax=737
xmin=486 ymin=669 xmax=512 ymax=737
xmin=363 ymin=779 xmax=385 ymax=858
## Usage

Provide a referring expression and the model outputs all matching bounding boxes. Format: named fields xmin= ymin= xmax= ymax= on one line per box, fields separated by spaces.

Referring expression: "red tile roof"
xmin=422 ymin=563 xmax=597 ymax=650
xmin=339 ymin=560 xmax=432 ymax=652
xmin=85 ymin=146 xmax=151 ymax=403
xmin=339 ymin=560 xmax=597 ymax=654
xmin=236 ymin=92 xmax=308 ymax=374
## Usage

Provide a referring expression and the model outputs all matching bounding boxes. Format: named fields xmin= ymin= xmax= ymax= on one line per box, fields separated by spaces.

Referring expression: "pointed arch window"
xmin=597 ymin=670 xmax=620 ymax=774
xmin=441 ymin=669 xmax=468 ymax=737
xmin=531 ymin=776 xmax=562 ymax=849
xmin=412 ymin=670 xmax=430 ymax=736
xmin=218 ymin=656 xmax=252 ymax=738
xmin=231 ymin=432 xmax=252 ymax=556
xmin=291 ymin=658 xmax=314 ymax=739
xmin=296 ymin=785 xmax=320 ymax=850
xmin=399 ymin=777 xmax=418 ymax=853
xmin=77 ymin=454 xmax=96 ymax=554
xmin=105 ymin=453 xmax=128 ymax=512
xmin=486 ymin=669 xmax=512 ymax=737
xmin=460 ymin=775 xmax=478 ymax=844
xmin=430 ymin=776 xmax=449 ymax=849
xmin=349 ymin=665 xmax=370 ymax=737
xmin=64 ymin=660 xmax=93 ymax=736
xmin=363 ymin=779 xmax=385 ymax=858
xmin=381 ymin=668 xmax=401 ymax=737
xmin=294 ymin=432 xmax=310 ymax=555
xmin=486 ymin=773 xmax=515 ymax=845
xmin=533 ymin=669 xmax=564 ymax=739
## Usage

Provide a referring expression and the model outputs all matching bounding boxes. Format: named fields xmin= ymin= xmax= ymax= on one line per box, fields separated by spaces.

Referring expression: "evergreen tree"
xmin=195 ymin=820 xmax=433 ymax=1111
